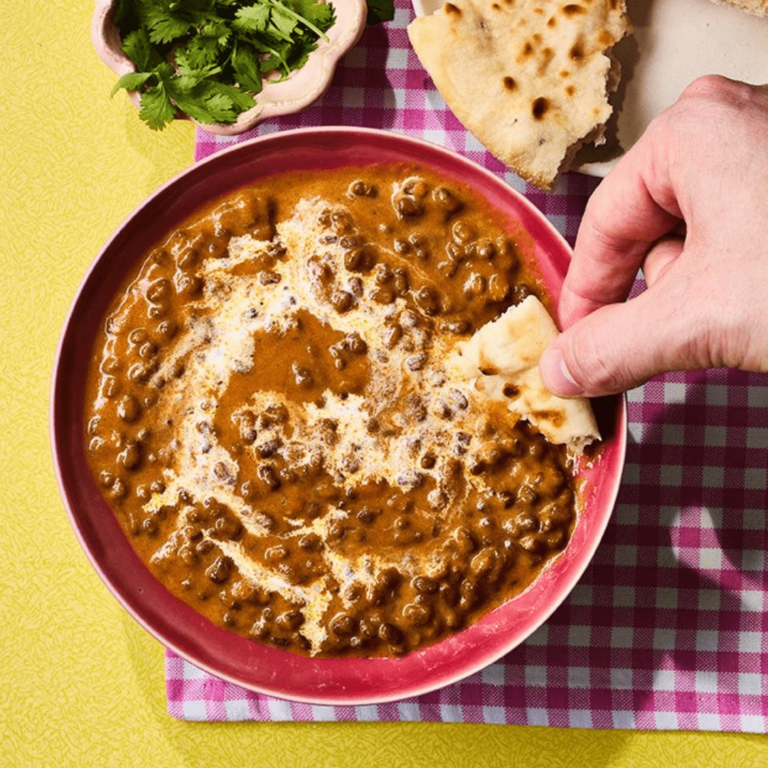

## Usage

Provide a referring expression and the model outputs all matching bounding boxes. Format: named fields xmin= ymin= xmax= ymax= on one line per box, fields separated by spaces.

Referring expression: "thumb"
xmin=539 ymin=285 xmax=695 ymax=397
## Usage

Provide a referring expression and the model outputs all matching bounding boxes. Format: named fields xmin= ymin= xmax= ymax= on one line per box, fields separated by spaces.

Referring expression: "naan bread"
xmin=408 ymin=0 xmax=631 ymax=190
xmin=708 ymin=0 xmax=767 ymax=15
xmin=451 ymin=295 xmax=600 ymax=454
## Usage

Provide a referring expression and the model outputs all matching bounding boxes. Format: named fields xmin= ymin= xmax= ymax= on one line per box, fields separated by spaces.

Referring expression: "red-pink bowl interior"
xmin=51 ymin=127 xmax=626 ymax=705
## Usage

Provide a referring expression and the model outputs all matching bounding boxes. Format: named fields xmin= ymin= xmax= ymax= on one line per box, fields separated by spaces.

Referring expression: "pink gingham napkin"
xmin=166 ymin=0 xmax=768 ymax=730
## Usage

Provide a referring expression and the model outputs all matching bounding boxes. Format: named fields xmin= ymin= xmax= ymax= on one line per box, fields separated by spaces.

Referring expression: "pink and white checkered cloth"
xmin=166 ymin=0 xmax=768 ymax=730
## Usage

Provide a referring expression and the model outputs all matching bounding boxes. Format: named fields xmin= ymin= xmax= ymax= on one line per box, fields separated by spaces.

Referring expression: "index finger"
xmin=559 ymin=125 xmax=681 ymax=329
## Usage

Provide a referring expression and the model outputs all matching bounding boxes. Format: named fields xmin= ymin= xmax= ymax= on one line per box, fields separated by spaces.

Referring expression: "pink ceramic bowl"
xmin=92 ymin=0 xmax=367 ymax=134
xmin=52 ymin=128 xmax=626 ymax=705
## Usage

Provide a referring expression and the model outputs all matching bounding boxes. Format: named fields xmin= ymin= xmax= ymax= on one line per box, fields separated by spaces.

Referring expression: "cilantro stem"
xmin=264 ymin=44 xmax=292 ymax=77
xmin=266 ymin=0 xmax=330 ymax=42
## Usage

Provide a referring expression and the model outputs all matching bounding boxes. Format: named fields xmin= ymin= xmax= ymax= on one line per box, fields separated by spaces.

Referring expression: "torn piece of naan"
xmin=408 ymin=0 xmax=631 ymax=190
xmin=451 ymin=294 xmax=600 ymax=454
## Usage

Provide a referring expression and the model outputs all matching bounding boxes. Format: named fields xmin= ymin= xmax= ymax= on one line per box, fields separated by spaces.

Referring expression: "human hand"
xmin=539 ymin=75 xmax=768 ymax=398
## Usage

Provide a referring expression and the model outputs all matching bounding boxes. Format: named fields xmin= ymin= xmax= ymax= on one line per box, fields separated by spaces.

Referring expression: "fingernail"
xmin=539 ymin=348 xmax=584 ymax=397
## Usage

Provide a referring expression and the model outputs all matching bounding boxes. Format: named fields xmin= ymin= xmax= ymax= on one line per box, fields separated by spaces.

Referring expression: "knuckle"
xmin=577 ymin=215 xmax=648 ymax=268
xmin=582 ymin=217 xmax=626 ymax=254
xmin=678 ymin=75 xmax=759 ymax=115
xmin=681 ymin=74 xmax=734 ymax=100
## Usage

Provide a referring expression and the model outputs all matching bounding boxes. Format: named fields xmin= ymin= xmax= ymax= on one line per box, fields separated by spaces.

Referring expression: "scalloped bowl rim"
xmin=51 ymin=127 xmax=627 ymax=705
xmin=91 ymin=0 xmax=367 ymax=135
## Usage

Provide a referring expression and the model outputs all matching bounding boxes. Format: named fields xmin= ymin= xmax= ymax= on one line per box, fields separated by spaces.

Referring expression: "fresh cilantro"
xmin=269 ymin=6 xmax=299 ymax=42
xmin=138 ymin=81 xmax=176 ymax=130
xmin=110 ymin=0 xmax=342 ymax=130
xmin=210 ymin=81 xmax=258 ymax=111
xmin=148 ymin=13 xmax=194 ymax=44
xmin=121 ymin=28 xmax=163 ymax=72
xmin=110 ymin=71 xmax=153 ymax=96
xmin=232 ymin=43 xmax=264 ymax=92
xmin=289 ymin=0 xmax=336 ymax=29
xmin=174 ymin=37 xmax=222 ymax=71
xmin=113 ymin=0 xmax=135 ymax=29
xmin=365 ymin=0 xmax=394 ymax=25
xmin=269 ymin=0 xmax=332 ymax=41
xmin=174 ymin=64 xmax=224 ymax=92
xmin=167 ymin=82 xmax=238 ymax=124
xmin=233 ymin=3 xmax=271 ymax=33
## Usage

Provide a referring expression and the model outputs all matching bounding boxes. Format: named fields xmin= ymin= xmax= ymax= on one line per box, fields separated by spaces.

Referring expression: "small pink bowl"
xmin=92 ymin=0 xmax=367 ymax=134
xmin=52 ymin=128 xmax=626 ymax=704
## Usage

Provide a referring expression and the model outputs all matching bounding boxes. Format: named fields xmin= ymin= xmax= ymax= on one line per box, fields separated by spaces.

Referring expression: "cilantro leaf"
xmin=270 ymin=6 xmax=298 ymax=40
xmin=113 ymin=0 xmax=136 ymax=29
xmin=207 ymin=81 xmax=258 ymax=111
xmin=134 ymin=0 xmax=202 ymax=43
xmin=203 ymin=92 xmax=240 ymax=121
xmin=365 ymin=0 xmax=394 ymax=25
xmin=122 ymin=28 xmax=163 ymax=71
xmin=133 ymin=0 xmax=167 ymax=28
xmin=232 ymin=43 xmax=264 ymax=92
xmin=289 ymin=0 xmax=336 ymax=30
xmin=111 ymin=71 xmax=153 ymax=96
xmin=254 ymin=40 xmax=291 ymax=76
xmin=174 ymin=36 xmax=222 ymax=70
xmin=167 ymin=86 xmax=235 ymax=124
xmin=149 ymin=14 xmax=193 ymax=43
xmin=174 ymin=62 xmax=223 ymax=90
xmin=138 ymin=81 xmax=177 ymax=130
xmin=198 ymin=17 xmax=232 ymax=47
xmin=134 ymin=0 xmax=183 ymax=37
xmin=283 ymin=37 xmax=317 ymax=73
xmin=268 ymin=0 xmax=330 ymax=41
xmin=234 ymin=2 xmax=270 ymax=33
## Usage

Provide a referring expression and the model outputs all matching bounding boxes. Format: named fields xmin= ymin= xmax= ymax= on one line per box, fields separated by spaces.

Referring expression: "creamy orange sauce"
xmin=84 ymin=164 xmax=576 ymax=657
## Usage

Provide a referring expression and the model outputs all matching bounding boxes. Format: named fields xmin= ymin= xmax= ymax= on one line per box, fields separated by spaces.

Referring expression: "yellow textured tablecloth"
xmin=1 ymin=1 xmax=766 ymax=764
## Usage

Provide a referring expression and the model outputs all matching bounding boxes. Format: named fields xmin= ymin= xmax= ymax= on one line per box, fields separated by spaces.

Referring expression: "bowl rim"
xmin=91 ymin=0 xmax=368 ymax=135
xmin=51 ymin=126 xmax=627 ymax=705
